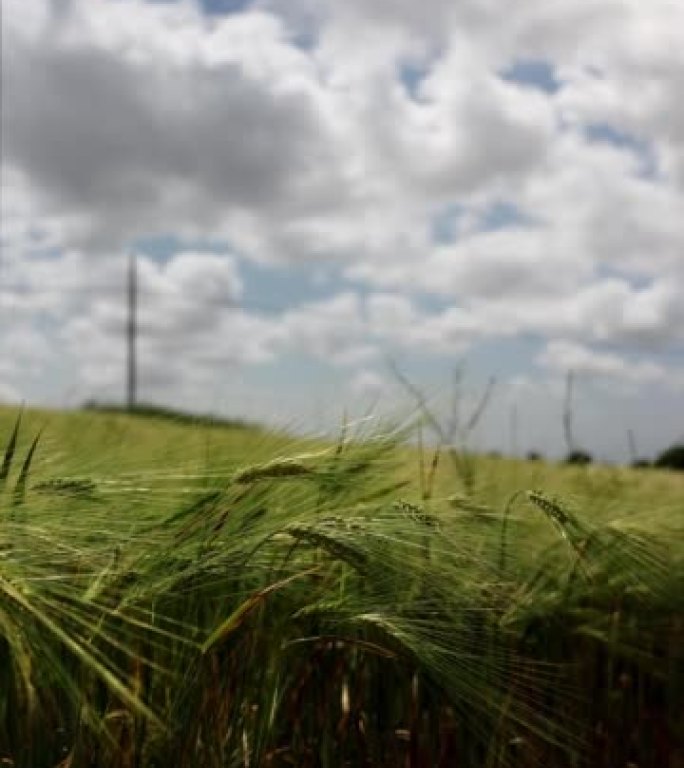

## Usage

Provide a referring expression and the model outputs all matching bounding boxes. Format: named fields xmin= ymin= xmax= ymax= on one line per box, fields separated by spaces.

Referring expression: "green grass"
xmin=1 ymin=405 xmax=682 ymax=767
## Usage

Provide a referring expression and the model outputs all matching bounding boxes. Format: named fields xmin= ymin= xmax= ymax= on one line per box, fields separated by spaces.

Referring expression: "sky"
xmin=1 ymin=0 xmax=683 ymax=461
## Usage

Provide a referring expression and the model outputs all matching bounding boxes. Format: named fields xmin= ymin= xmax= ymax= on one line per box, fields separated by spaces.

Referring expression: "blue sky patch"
xmin=431 ymin=201 xmax=534 ymax=245
xmin=501 ymin=59 xmax=562 ymax=94
xmin=584 ymin=123 xmax=658 ymax=179
xmin=240 ymin=260 xmax=341 ymax=313
xmin=133 ymin=234 xmax=344 ymax=313
xmin=134 ymin=234 xmax=232 ymax=261
xmin=199 ymin=0 xmax=252 ymax=15
xmin=143 ymin=0 xmax=252 ymax=13
xmin=477 ymin=201 xmax=535 ymax=231
xmin=399 ymin=60 xmax=432 ymax=101
xmin=431 ymin=204 xmax=466 ymax=244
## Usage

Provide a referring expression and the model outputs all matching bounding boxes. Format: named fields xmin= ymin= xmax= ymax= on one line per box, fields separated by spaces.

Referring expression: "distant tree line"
xmin=523 ymin=444 xmax=684 ymax=471
xmin=650 ymin=443 xmax=684 ymax=471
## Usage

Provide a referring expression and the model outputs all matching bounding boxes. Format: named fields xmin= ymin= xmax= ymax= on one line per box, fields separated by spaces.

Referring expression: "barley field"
xmin=1 ymin=406 xmax=682 ymax=768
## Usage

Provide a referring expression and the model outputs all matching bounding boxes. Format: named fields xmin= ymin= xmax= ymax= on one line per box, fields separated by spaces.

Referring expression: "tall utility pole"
xmin=562 ymin=370 xmax=576 ymax=454
xmin=126 ymin=253 xmax=137 ymax=410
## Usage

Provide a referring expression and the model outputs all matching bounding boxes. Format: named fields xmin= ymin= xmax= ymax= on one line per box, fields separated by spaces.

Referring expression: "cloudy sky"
xmin=1 ymin=0 xmax=683 ymax=460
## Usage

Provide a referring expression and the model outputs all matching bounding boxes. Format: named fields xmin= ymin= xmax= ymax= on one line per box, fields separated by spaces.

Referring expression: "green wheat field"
xmin=1 ymin=405 xmax=682 ymax=768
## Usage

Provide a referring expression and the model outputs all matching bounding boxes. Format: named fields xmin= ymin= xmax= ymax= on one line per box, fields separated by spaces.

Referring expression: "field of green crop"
xmin=1 ymin=405 xmax=682 ymax=768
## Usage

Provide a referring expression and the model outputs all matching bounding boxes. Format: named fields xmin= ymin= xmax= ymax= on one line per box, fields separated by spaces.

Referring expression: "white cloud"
xmin=537 ymin=340 xmax=684 ymax=391
xmin=2 ymin=0 xmax=349 ymax=253
xmin=348 ymin=369 xmax=392 ymax=400
xmin=0 ymin=247 xmax=265 ymax=403
xmin=270 ymin=293 xmax=375 ymax=366
xmin=2 ymin=0 xmax=683 ymax=456
xmin=365 ymin=293 xmax=482 ymax=354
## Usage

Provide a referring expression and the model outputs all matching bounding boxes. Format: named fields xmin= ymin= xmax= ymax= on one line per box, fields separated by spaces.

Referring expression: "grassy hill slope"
xmin=1 ymin=405 xmax=682 ymax=767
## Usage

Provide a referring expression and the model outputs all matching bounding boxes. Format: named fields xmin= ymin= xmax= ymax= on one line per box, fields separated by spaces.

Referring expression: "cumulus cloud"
xmin=348 ymin=369 xmax=392 ymax=400
xmin=2 ymin=1 xmax=349 ymax=253
xmin=267 ymin=293 xmax=372 ymax=366
xmin=365 ymin=293 xmax=482 ymax=354
xmin=537 ymin=340 xmax=684 ymax=392
xmin=1 ymin=247 xmax=258 ymax=402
